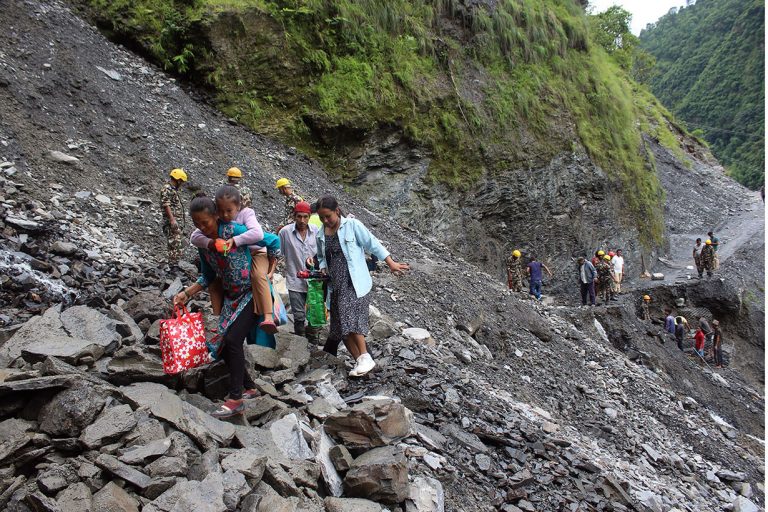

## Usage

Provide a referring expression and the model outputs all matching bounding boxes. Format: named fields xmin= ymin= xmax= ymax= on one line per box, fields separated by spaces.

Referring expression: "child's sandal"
xmin=211 ymin=399 xmax=244 ymax=418
xmin=259 ymin=320 xmax=278 ymax=334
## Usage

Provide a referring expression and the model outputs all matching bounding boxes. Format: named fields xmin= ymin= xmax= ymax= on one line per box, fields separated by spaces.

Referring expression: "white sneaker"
xmin=354 ymin=353 xmax=376 ymax=376
xmin=348 ymin=355 xmax=364 ymax=377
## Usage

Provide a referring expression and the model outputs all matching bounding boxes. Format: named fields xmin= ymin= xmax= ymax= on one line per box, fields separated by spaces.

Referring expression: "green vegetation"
xmin=75 ymin=0 xmax=696 ymax=246
xmin=640 ymin=0 xmax=765 ymax=189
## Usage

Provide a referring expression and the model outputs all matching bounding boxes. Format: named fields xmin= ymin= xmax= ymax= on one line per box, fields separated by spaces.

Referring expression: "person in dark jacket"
xmin=712 ymin=319 xmax=724 ymax=368
xmin=577 ymin=257 xmax=597 ymax=306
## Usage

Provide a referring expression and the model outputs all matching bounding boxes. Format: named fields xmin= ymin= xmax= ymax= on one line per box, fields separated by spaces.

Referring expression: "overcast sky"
xmin=588 ymin=0 xmax=690 ymax=35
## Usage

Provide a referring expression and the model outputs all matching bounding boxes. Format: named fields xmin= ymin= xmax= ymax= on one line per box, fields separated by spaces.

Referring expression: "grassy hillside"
xmin=640 ymin=0 xmax=765 ymax=189
xmin=74 ymin=0 xmax=695 ymax=246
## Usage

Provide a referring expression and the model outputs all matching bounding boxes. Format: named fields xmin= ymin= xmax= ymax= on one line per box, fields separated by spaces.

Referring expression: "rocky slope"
xmin=0 ymin=1 xmax=765 ymax=511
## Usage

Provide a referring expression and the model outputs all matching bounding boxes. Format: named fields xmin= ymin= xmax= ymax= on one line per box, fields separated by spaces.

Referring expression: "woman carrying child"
xmin=315 ymin=196 xmax=409 ymax=377
xmin=175 ymin=189 xmax=279 ymax=418
xmin=190 ymin=185 xmax=279 ymax=334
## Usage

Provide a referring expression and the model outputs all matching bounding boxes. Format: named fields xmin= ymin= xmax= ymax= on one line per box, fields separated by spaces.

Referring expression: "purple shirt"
xmin=665 ymin=315 xmax=675 ymax=333
xmin=527 ymin=261 xmax=543 ymax=281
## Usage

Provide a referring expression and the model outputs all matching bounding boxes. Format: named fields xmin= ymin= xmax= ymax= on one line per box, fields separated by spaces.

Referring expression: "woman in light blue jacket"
xmin=315 ymin=196 xmax=409 ymax=377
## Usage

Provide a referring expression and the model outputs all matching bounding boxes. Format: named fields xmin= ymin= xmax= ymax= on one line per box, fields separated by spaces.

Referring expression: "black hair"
xmin=316 ymin=195 xmax=345 ymax=217
xmin=189 ymin=192 xmax=216 ymax=216
xmin=696 ymin=237 xmax=701 ymax=243
xmin=310 ymin=201 xmax=318 ymax=214
xmin=707 ymin=231 xmax=713 ymax=236
xmin=215 ymin=185 xmax=241 ymax=206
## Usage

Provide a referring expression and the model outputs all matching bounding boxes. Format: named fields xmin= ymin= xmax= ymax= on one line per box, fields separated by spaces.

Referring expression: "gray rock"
xmin=307 ymin=397 xmax=339 ymax=420
xmin=37 ymin=464 xmax=79 ymax=495
xmin=274 ymin=333 xmax=310 ymax=369
xmin=119 ymin=437 xmax=172 ymax=465
xmin=39 ymin=382 xmax=107 ymax=437
xmin=74 ymin=191 xmax=91 ymax=200
xmin=439 ymin=423 xmax=487 ymax=453
xmin=108 ymin=305 xmax=145 ymax=343
xmin=732 ymin=496 xmax=759 ymax=512
xmin=189 ymin=447 xmax=223 ymax=481
xmin=56 ymin=482 xmax=92 ymax=512
xmin=324 ymin=497 xmax=384 ymax=512
xmin=50 ymin=241 xmax=78 ymax=256
xmin=0 ymin=305 xmax=64 ymax=367
xmin=344 ymin=446 xmax=409 ymax=504
xmin=146 ymin=456 xmax=186 ymax=477
xmin=123 ymin=293 xmax=168 ymax=324
xmin=717 ymin=469 xmax=748 ymax=481
xmin=95 ymin=454 xmax=152 ymax=490
xmin=636 ymin=490 xmax=663 ymax=512
xmin=242 ymin=481 xmax=299 ymax=512
xmin=325 ymin=399 xmax=414 ymax=450
xmin=475 ymin=453 xmax=492 ymax=471
xmin=145 ymin=477 xmax=178 ymax=500
xmin=262 ymin=461 xmax=303 ymax=497
xmin=269 ymin=413 xmax=314 ymax=460
xmin=48 ymin=150 xmax=79 ymax=164
xmin=220 ymin=449 xmax=266 ymax=481
xmin=159 ymin=472 xmax=227 ymax=512
xmin=123 ymin=417 xmax=167 ymax=448
xmin=120 ymin=382 xmax=235 ymax=449
xmin=60 ymin=306 xmax=122 ymax=347
xmin=315 ymin=427 xmax=343 ymax=497
xmin=370 ymin=320 xmax=397 ymax=340
xmin=21 ymin=334 xmax=115 ymax=365
xmin=162 ymin=277 xmax=184 ymax=300
xmin=94 ymin=194 xmax=111 ymax=204
xmin=92 ymin=481 xmax=139 ymax=512
xmin=80 ymin=404 xmax=137 ymax=449
xmin=246 ymin=344 xmax=279 ymax=370
xmin=106 ymin=345 xmax=166 ymax=385
xmin=222 ymin=469 xmax=250 ymax=510
xmin=0 ymin=418 xmax=35 ymax=464
xmin=25 ymin=491 xmax=62 ymax=511
xmin=405 ymin=476 xmax=445 ymax=512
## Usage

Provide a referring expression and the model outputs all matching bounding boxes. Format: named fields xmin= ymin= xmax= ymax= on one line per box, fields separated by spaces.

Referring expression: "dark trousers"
xmin=714 ymin=343 xmax=723 ymax=366
xmin=288 ymin=290 xmax=307 ymax=334
xmin=580 ymin=282 xmax=596 ymax=305
xmin=676 ymin=335 xmax=684 ymax=351
xmin=222 ymin=299 xmax=257 ymax=399
xmin=530 ymin=280 xmax=542 ymax=299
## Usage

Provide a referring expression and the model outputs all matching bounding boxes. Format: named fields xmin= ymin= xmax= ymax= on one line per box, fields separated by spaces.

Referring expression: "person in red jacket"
xmin=692 ymin=328 xmax=706 ymax=357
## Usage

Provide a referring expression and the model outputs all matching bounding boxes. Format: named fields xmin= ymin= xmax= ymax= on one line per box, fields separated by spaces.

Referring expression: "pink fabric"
xmin=190 ymin=207 xmax=264 ymax=252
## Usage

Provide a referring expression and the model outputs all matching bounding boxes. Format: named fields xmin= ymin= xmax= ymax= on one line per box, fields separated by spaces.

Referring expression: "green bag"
xmin=306 ymin=279 xmax=327 ymax=328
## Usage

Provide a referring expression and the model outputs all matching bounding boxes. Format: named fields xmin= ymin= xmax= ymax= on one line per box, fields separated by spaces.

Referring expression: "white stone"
xmin=732 ymin=496 xmax=759 ymax=512
xmin=402 ymin=328 xmax=432 ymax=342
xmin=405 ymin=476 xmax=445 ymax=512
xmin=48 ymin=151 xmax=79 ymax=164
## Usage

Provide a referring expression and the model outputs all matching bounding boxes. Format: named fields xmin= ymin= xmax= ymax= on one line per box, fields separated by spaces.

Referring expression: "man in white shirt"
xmin=611 ymin=249 xmax=625 ymax=294
xmin=278 ymin=202 xmax=319 ymax=340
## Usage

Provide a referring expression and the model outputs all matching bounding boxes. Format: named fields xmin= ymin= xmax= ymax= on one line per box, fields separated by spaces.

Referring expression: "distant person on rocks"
xmin=190 ymin=185 xmax=279 ymax=335
xmin=278 ymin=201 xmax=320 ymax=342
xmin=174 ymin=193 xmax=270 ymax=418
xmin=664 ymin=309 xmax=675 ymax=335
xmin=692 ymin=238 xmax=704 ymax=279
xmin=707 ymin=231 xmax=720 ymax=269
xmin=611 ymin=249 xmax=625 ymax=293
xmin=674 ymin=316 xmax=687 ymax=351
xmin=712 ymin=319 xmax=724 ymax=368
xmin=225 ymin=167 xmax=253 ymax=209
xmin=315 ymin=195 xmax=409 ymax=377
xmin=641 ymin=295 xmax=651 ymax=321
xmin=275 ymin=178 xmax=305 ymax=228
xmin=160 ymin=168 xmax=188 ymax=265
xmin=596 ymin=255 xmax=615 ymax=304
xmin=701 ymin=239 xmax=715 ymax=277
xmin=506 ymin=249 xmax=525 ymax=292
xmin=692 ymin=327 xmax=706 ymax=357
xmin=699 ymin=316 xmax=713 ymax=348
xmin=526 ymin=256 xmax=553 ymax=301
xmin=577 ymin=257 xmax=597 ymax=306
xmin=591 ymin=250 xmax=605 ymax=295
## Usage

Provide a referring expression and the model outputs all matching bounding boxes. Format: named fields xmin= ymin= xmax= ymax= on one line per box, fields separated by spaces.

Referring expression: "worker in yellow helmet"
xmin=701 ymin=238 xmax=716 ymax=278
xmin=596 ymin=255 xmax=615 ymax=304
xmin=506 ymin=249 xmax=524 ymax=292
xmin=641 ymin=294 xmax=651 ymax=321
xmin=226 ymin=167 xmax=252 ymax=208
xmin=275 ymin=178 xmax=305 ymax=228
xmin=160 ymin=168 xmax=188 ymax=265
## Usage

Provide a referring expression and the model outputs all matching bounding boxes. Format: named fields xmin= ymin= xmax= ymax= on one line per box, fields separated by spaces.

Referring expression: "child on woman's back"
xmin=190 ymin=184 xmax=278 ymax=334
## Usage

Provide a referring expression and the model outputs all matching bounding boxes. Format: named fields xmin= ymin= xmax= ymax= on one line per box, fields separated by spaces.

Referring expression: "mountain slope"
xmin=639 ymin=0 xmax=765 ymax=189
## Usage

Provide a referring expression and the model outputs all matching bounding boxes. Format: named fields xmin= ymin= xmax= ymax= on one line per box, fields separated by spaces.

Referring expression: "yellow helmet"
xmin=597 ymin=250 xmax=605 ymax=256
xmin=603 ymin=255 xmax=611 ymax=260
xmin=705 ymin=239 xmax=712 ymax=245
xmin=275 ymin=178 xmax=291 ymax=189
xmin=643 ymin=295 xmax=651 ymax=301
xmin=227 ymin=167 xmax=242 ymax=178
xmin=169 ymin=168 xmax=187 ymax=182
xmin=512 ymin=249 xmax=521 ymax=258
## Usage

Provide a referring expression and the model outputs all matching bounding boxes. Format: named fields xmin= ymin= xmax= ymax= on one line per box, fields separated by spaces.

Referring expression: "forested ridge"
xmin=639 ymin=0 xmax=765 ymax=189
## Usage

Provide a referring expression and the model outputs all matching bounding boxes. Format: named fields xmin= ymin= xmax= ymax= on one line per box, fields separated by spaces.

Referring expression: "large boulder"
xmin=269 ymin=413 xmax=313 ymax=461
xmin=92 ymin=481 xmax=139 ymax=512
xmin=0 ymin=305 xmax=63 ymax=367
xmin=38 ymin=383 xmax=107 ymax=437
xmin=106 ymin=345 xmax=167 ymax=385
xmin=325 ymin=399 xmax=414 ymax=450
xmin=405 ymin=476 xmax=445 ymax=512
xmin=121 ymin=382 xmax=234 ymax=449
xmin=343 ymin=446 xmax=409 ymax=504
xmin=0 ymin=418 xmax=36 ymax=465
xmin=144 ymin=472 xmax=227 ymax=512
xmin=123 ymin=292 xmax=169 ymax=324
xmin=60 ymin=305 xmax=122 ymax=346
xmin=324 ymin=497 xmax=385 ymax=512
xmin=80 ymin=404 xmax=137 ymax=449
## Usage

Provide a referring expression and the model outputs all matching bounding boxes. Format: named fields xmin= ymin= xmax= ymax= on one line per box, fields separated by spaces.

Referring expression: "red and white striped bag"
xmin=159 ymin=305 xmax=211 ymax=374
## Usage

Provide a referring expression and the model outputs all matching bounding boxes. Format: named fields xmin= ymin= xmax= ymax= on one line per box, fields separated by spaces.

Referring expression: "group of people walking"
xmin=665 ymin=307 xmax=725 ymax=368
xmin=506 ymin=251 xmax=553 ymax=301
xmin=160 ymin=167 xmax=408 ymax=418
xmin=576 ymin=249 xmax=625 ymax=306
xmin=692 ymin=232 xmax=719 ymax=278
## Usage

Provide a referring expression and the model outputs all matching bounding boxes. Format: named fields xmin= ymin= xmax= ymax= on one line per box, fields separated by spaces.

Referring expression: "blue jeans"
xmin=530 ymin=280 xmax=542 ymax=300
